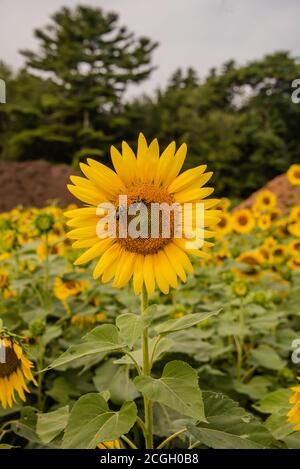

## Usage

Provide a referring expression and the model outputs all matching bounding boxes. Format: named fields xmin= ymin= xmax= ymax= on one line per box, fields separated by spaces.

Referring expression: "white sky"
xmin=0 ymin=0 xmax=299 ymax=97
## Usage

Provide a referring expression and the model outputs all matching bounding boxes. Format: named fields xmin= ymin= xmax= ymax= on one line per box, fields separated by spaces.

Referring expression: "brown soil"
xmin=235 ymin=173 xmax=300 ymax=213
xmin=0 ymin=160 xmax=79 ymax=212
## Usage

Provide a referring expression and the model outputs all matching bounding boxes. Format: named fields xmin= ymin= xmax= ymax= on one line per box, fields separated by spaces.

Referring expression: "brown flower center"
xmin=115 ymin=183 xmax=176 ymax=255
xmin=0 ymin=343 xmax=21 ymax=378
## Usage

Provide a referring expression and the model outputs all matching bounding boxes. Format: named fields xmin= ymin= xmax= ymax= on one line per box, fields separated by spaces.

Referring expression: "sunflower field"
xmin=0 ymin=139 xmax=300 ymax=450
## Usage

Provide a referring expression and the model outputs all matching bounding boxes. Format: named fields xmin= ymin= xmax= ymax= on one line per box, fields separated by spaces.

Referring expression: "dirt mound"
xmin=236 ymin=173 xmax=300 ymax=212
xmin=0 ymin=160 xmax=79 ymax=212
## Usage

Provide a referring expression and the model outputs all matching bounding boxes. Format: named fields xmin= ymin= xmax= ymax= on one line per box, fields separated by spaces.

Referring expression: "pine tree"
xmin=20 ymin=5 xmax=157 ymax=164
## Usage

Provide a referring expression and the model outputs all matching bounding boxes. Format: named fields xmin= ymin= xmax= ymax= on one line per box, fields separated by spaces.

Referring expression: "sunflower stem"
xmin=44 ymin=232 xmax=49 ymax=300
xmin=141 ymin=284 xmax=153 ymax=449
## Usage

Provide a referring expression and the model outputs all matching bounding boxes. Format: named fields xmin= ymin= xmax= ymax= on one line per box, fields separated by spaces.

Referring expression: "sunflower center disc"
xmin=0 ymin=344 xmax=21 ymax=378
xmin=116 ymin=183 xmax=176 ymax=255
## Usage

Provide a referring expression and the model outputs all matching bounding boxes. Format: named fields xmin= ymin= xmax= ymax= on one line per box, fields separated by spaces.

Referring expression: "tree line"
xmin=0 ymin=5 xmax=299 ymax=199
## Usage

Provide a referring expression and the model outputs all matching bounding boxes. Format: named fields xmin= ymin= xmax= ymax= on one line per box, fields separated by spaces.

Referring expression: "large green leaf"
xmin=187 ymin=392 xmax=274 ymax=449
xmin=251 ymin=345 xmax=286 ymax=370
xmin=154 ymin=310 xmax=221 ymax=335
xmin=46 ymin=325 xmax=125 ymax=370
xmin=62 ymin=394 xmax=137 ymax=448
xmin=93 ymin=360 xmax=139 ymax=405
xmin=116 ymin=313 xmax=152 ymax=348
xmin=37 ymin=406 xmax=69 ymax=444
xmin=253 ymin=389 xmax=292 ymax=414
xmin=134 ymin=360 xmax=205 ymax=420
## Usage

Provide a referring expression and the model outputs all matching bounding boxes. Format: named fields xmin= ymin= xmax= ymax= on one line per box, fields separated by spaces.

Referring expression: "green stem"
xmin=44 ymin=232 xmax=49 ymax=299
xmin=121 ymin=435 xmax=138 ymax=449
xmin=157 ymin=428 xmax=187 ymax=449
xmin=122 ymin=349 xmax=142 ymax=375
xmin=141 ymin=285 xmax=153 ymax=449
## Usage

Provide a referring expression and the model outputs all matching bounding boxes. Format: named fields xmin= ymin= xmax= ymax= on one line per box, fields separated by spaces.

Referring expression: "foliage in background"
xmin=0 ymin=5 xmax=300 ymax=199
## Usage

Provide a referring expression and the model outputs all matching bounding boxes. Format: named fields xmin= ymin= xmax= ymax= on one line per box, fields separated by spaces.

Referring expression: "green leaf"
xmin=37 ymin=406 xmax=69 ymax=444
xmin=251 ymin=345 xmax=286 ymax=370
xmin=264 ymin=409 xmax=294 ymax=440
xmin=93 ymin=360 xmax=139 ymax=405
xmin=253 ymin=389 xmax=292 ymax=414
xmin=116 ymin=313 xmax=152 ymax=348
xmin=46 ymin=325 xmax=125 ymax=370
xmin=154 ymin=310 xmax=221 ymax=335
xmin=134 ymin=360 xmax=205 ymax=420
xmin=187 ymin=392 xmax=274 ymax=449
xmin=62 ymin=394 xmax=137 ymax=448
xmin=233 ymin=376 xmax=271 ymax=400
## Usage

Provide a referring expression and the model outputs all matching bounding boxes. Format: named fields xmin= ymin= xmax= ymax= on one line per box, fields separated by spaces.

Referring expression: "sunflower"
xmin=288 ymin=239 xmax=300 ymax=257
xmin=287 ymin=164 xmax=300 ymax=186
xmin=289 ymin=206 xmax=300 ymax=223
xmin=232 ymin=281 xmax=248 ymax=297
xmin=270 ymin=244 xmax=287 ymax=264
xmin=53 ymin=277 xmax=89 ymax=301
xmin=0 ymin=334 xmax=37 ymax=409
xmin=236 ymin=250 xmax=264 ymax=280
xmin=255 ymin=190 xmax=277 ymax=211
xmin=288 ymin=257 xmax=300 ymax=270
xmin=258 ymin=214 xmax=271 ymax=231
xmin=216 ymin=212 xmax=232 ymax=237
xmin=288 ymin=222 xmax=300 ymax=238
xmin=287 ymin=380 xmax=300 ymax=431
xmin=98 ymin=440 xmax=121 ymax=449
xmin=232 ymin=209 xmax=255 ymax=234
xmin=0 ymin=270 xmax=9 ymax=290
xmin=66 ymin=134 xmax=220 ymax=295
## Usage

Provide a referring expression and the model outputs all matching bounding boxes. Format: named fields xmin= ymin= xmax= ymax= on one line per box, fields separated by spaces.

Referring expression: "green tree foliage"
xmin=1 ymin=5 xmax=157 ymax=164
xmin=124 ymin=52 xmax=300 ymax=198
xmin=0 ymin=3 xmax=299 ymax=199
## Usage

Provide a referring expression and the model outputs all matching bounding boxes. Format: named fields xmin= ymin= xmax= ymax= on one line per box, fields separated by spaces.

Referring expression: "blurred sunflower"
xmin=98 ymin=440 xmax=121 ymax=449
xmin=289 ymin=206 xmax=300 ymax=223
xmin=287 ymin=379 xmax=300 ymax=431
xmin=53 ymin=277 xmax=90 ymax=301
xmin=66 ymin=134 xmax=220 ymax=295
xmin=255 ymin=190 xmax=277 ymax=212
xmin=270 ymin=244 xmax=287 ymax=264
xmin=232 ymin=209 xmax=255 ymax=234
xmin=287 ymin=257 xmax=300 ymax=270
xmin=216 ymin=212 xmax=232 ymax=237
xmin=288 ymin=222 xmax=300 ymax=238
xmin=0 ymin=335 xmax=37 ymax=409
xmin=287 ymin=164 xmax=300 ymax=186
xmin=258 ymin=214 xmax=272 ymax=231
xmin=288 ymin=239 xmax=300 ymax=257
xmin=0 ymin=270 xmax=9 ymax=290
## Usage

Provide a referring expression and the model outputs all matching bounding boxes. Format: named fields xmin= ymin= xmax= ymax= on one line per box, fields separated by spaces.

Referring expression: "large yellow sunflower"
xmin=287 ymin=164 xmax=300 ymax=186
xmin=0 ymin=335 xmax=37 ymax=409
xmin=66 ymin=134 xmax=220 ymax=295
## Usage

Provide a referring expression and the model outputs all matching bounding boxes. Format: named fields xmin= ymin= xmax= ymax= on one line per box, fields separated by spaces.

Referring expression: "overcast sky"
xmin=0 ymin=0 xmax=299 ymax=97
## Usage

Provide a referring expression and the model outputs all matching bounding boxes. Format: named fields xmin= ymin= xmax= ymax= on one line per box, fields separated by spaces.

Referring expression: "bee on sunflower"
xmin=65 ymin=134 xmax=220 ymax=295
xmin=0 ymin=331 xmax=37 ymax=409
